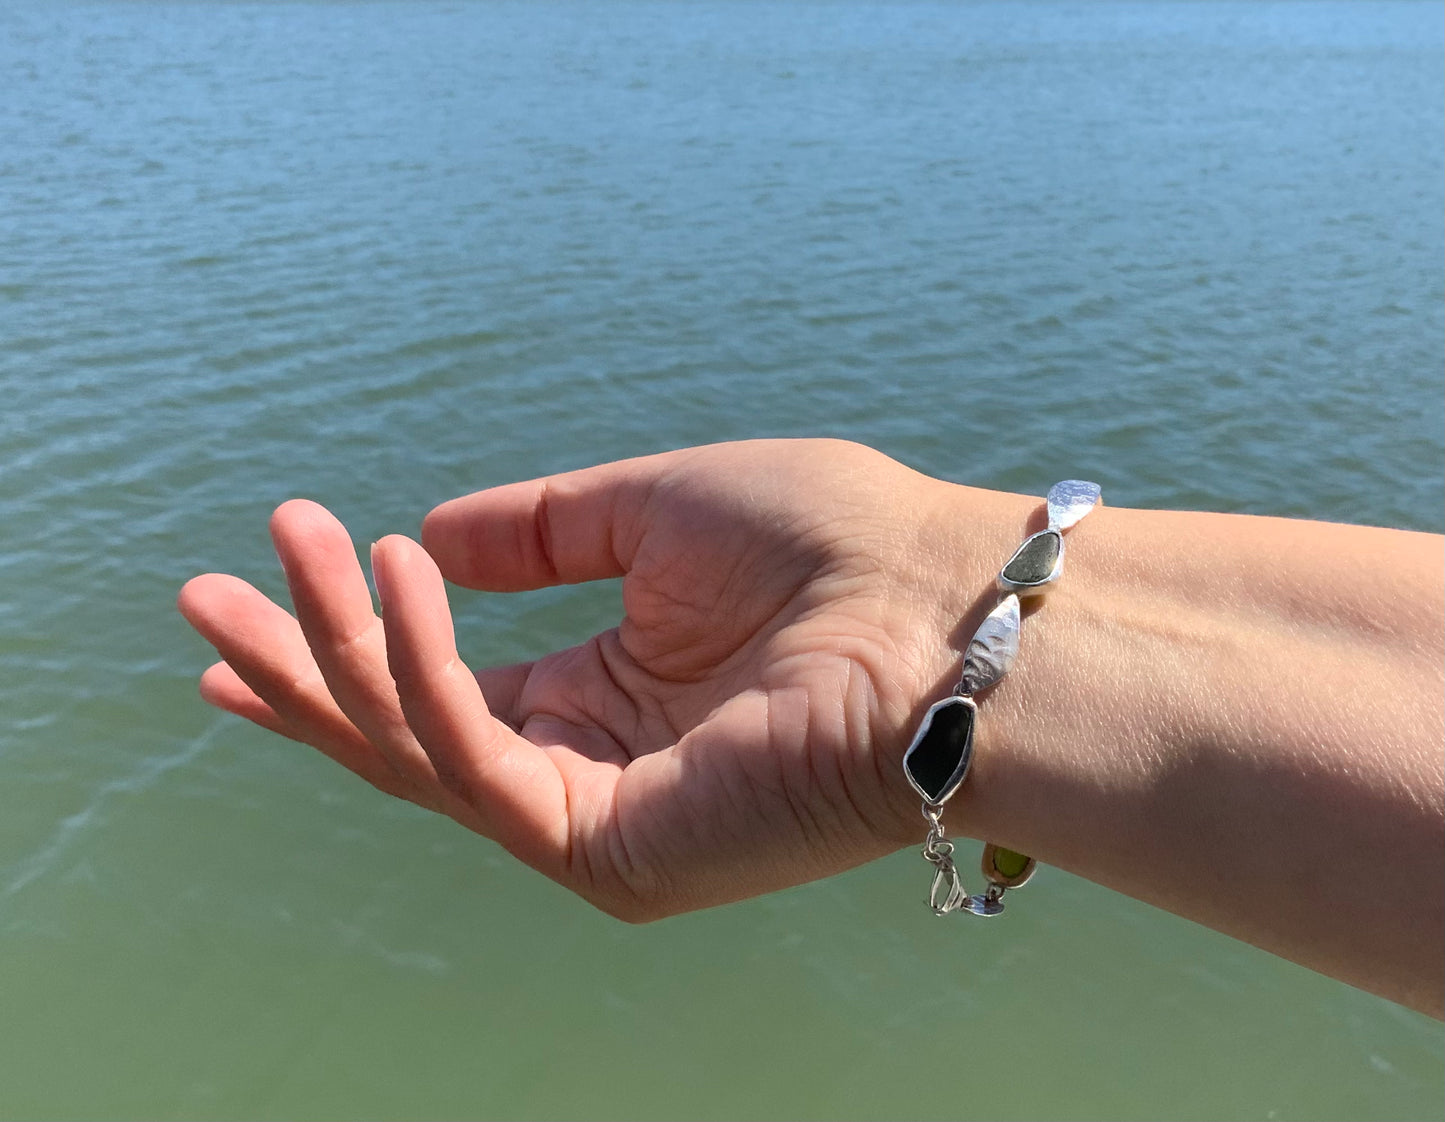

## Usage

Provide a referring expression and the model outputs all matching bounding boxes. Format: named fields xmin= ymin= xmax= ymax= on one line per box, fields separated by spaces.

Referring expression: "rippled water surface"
xmin=2 ymin=2 xmax=1442 ymax=1118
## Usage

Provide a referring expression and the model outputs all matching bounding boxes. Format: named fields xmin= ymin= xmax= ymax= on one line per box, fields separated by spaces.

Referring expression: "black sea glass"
xmin=903 ymin=696 xmax=976 ymax=804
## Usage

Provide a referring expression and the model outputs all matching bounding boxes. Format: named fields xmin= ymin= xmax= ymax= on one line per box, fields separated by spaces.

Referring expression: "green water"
xmin=2 ymin=2 xmax=1442 ymax=1118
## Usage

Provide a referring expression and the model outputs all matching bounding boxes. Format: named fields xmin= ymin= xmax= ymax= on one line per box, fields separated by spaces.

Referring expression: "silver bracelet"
xmin=903 ymin=480 xmax=1101 ymax=917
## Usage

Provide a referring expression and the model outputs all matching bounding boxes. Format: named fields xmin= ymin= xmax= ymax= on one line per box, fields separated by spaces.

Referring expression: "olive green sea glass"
xmin=1000 ymin=529 xmax=1062 ymax=591
xmin=990 ymin=847 xmax=1031 ymax=880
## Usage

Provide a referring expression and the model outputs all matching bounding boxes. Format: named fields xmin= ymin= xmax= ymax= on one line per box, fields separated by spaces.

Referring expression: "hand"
xmin=179 ymin=439 xmax=1013 ymax=919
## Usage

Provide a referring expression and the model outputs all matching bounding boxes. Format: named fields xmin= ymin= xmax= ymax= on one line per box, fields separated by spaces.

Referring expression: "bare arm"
xmin=925 ymin=490 xmax=1445 ymax=1016
xmin=178 ymin=439 xmax=1444 ymax=1016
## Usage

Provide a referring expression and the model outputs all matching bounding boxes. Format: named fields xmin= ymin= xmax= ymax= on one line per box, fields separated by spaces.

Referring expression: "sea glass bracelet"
xmin=903 ymin=480 xmax=1101 ymax=917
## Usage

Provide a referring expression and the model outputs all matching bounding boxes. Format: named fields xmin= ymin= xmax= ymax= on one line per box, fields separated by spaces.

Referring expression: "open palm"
xmin=180 ymin=439 xmax=985 ymax=918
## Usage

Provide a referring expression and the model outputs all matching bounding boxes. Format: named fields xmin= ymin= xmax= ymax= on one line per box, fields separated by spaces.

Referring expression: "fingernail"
xmin=369 ymin=542 xmax=388 ymax=605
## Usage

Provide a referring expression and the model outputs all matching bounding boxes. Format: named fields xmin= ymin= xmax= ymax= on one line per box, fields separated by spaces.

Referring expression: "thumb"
xmin=420 ymin=448 xmax=696 ymax=592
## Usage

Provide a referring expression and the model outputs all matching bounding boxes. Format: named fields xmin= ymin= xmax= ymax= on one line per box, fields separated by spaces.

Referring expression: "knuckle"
xmin=590 ymin=863 xmax=675 ymax=925
xmin=427 ymin=755 xmax=472 ymax=801
xmin=590 ymin=889 xmax=667 ymax=925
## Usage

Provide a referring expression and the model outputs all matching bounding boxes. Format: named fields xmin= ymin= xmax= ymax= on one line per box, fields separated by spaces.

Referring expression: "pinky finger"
xmin=198 ymin=659 xmax=416 ymax=802
xmin=200 ymin=660 xmax=289 ymax=733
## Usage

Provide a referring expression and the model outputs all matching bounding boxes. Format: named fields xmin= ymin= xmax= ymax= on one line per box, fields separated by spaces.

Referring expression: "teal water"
xmin=2 ymin=2 xmax=1442 ymax=1118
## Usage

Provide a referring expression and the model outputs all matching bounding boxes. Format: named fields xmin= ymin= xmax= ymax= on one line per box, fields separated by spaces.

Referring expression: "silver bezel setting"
xmin=981 ymin=843 xmax=1038 ymax=889
xmin=902 ymin=694 xmax=977 ymax=805
xmin=997 ymin=528 xmax=1065 ymax=595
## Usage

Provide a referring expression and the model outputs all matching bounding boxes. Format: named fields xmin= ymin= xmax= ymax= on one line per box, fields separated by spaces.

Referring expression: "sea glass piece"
xmin=982 ymin=843 xmax=1037 ymax=888
xmin=959 ymin=594 xmax=1020 ymax=695
xmin=999 ymin=529 xmax=1063 ymax=593
xmin=903 ymin=695 xmax=977 ymax=804
xmin=1046 ymin=480 xmax=1102 ymax=532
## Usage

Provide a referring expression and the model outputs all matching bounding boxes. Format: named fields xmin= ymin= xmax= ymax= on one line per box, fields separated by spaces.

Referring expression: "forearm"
xmin=932 ymin=488 xmax=1445 ymax=1015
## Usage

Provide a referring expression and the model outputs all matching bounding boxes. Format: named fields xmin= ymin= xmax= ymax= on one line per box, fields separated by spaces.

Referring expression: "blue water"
xmin=1 ymin=3 xmax=1442 ymax=1118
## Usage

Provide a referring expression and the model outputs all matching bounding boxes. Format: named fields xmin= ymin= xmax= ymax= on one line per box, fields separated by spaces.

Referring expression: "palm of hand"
xmin=183 ymin=441 xmax=960 ymax=919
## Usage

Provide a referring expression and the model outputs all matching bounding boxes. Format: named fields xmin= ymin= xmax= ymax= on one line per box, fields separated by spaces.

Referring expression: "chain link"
xmin=920 ymin=805 xmax=967 ymax=915
xmin=918 ymin=802 xmax=1010 ymax=917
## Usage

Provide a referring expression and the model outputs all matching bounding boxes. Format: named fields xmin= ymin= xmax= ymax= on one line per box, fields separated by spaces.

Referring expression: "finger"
xmin=270 ymin=499 xmax=439 ymax=785
xmin=178 ymin=574 xmax=413 ymax=798
xmin=199 ymin=660 xmax=288 ymax=732
xmin=372 ymin=534 xmax=571 ymax=873
xmin=198 ymin=660 xmax=409 ymax=798
xmin=421 ymin=447 xmax=699 ymax=592
xmin=198 ymin=659 xmax=415 ymax=798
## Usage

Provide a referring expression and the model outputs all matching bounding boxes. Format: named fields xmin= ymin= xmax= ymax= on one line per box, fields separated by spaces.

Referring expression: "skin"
xmin=177 ymin=438 xmax=1445 ymax=1017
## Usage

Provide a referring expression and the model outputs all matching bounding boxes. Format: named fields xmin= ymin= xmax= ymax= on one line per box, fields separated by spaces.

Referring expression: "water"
xmin=2 ymin=2 xmax=1441 ymax=1118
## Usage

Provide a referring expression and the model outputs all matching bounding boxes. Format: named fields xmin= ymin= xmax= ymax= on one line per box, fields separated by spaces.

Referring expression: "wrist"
xmin=903 ymin=477 xmax=1128 ymax=856
xmin=880 ymin=472 xmax=1443 ymax=1012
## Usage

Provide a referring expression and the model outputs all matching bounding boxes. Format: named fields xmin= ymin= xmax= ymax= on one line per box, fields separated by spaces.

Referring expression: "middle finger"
xmin=271 ymin=499 xmax=441 ymax=787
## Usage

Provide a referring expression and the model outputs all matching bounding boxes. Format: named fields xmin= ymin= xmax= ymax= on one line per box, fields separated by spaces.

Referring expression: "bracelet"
xmin=903 ymin=480 xmax=1101 ymax=917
